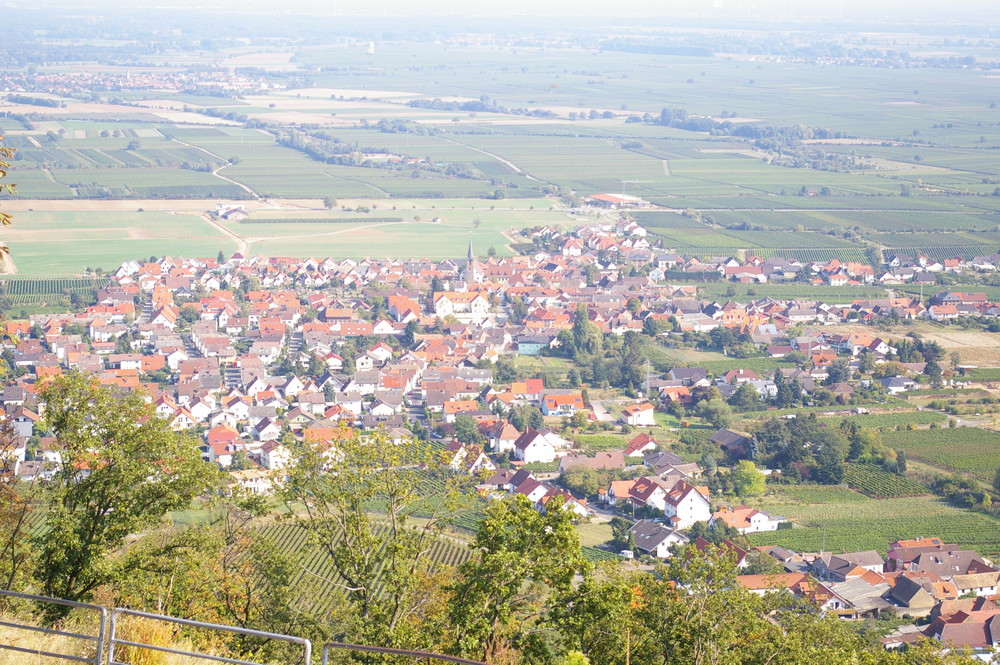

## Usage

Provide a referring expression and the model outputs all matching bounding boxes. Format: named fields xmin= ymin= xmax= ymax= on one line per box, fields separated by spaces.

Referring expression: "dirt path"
xmin=0 ymin=248 xmax=18 ymax=275
xmin=200 ymin=213 xmax=250 ymax=256
xmin=437 ymin=136 xmax=555 ymax=186
xmin=170 ymin=138 xmax=262 ymax=200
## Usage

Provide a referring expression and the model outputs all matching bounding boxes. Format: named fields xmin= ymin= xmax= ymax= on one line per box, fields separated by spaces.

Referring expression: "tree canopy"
xmin=33 ymin=372 xmax=220 ymax=605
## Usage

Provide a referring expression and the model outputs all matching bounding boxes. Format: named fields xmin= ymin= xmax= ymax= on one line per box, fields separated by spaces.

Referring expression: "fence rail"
xmin=108 ymin=607 xmax=312 ymax=665
xmin=0 ymin=588 xmax=489 ymax=665
xmin=0 ymin=588 xmax=107 ymax=664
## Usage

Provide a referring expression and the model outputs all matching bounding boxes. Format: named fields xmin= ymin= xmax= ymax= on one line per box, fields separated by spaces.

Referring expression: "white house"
xmin=950 ymin=572 xmax=999 ymax=598
xmin=621 ymin=402 xmax=656 ymax=427
xmin=512 ymin=428 xmax=568 ymax=464
xmin=663 ymin=480 xmax=711 ymax=528
xmin=260 ymin=440 xmax=291 ymax=470
xmin=710 ymin=505 xmax=787 ymax=534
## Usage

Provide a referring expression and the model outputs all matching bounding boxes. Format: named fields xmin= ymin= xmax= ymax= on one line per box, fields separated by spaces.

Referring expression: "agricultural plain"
xmin=5 ymin=35 xmax=1000 ymax=272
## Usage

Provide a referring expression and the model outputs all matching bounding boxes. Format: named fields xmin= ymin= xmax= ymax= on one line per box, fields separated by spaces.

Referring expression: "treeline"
xmin=599 ymin=40 xmax=713 ymax=57
xmin=6 ymin=94 xmax=63 ymax=108
xmin=408 ymin=96 xmax=558 ymax=117
xmin=272 ymin=125 xmax=506 ymax=185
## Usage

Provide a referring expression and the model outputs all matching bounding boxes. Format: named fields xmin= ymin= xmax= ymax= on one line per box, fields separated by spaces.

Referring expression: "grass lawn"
xmin=575 ymin=522 xmax=614 ymax=549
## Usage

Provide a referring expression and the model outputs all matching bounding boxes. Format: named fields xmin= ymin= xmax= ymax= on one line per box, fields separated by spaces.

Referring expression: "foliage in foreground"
xmin=0 ymin=376 xmax=983 ymax=664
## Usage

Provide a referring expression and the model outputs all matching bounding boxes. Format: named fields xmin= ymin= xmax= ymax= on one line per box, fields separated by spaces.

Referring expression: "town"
xmin=1 ymin=209 xmax=998 ymax=659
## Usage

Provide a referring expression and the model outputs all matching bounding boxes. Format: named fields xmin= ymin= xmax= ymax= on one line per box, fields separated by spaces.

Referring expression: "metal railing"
xmin=108 ymin=608 xmax=312 ymax=665
xmin=0 ymin=588 xmax=107 ymax=664
xmin=0 ymin=588 xmax=490 ymax=665
xmin=322 ymin=643 xmax=489 ymax=665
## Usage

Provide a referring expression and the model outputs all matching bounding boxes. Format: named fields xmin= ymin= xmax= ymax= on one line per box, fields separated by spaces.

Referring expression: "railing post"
xmin=106 ymin=604 xmax=117 ymax=665
xmin=0 ymin=588 xmax=107 ymax=665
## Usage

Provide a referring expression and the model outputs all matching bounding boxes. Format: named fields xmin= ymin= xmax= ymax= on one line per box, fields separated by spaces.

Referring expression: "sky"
xmin=40 ymin=0 xmax=1000 ymax=21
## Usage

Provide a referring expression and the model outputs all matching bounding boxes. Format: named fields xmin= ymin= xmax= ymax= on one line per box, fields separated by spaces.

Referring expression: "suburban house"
xmin=663 ymin=480 xmax=711 ymax=528
xmin=541 ymin=393 xmax=585 ymax=416
xmin=710 ymin=505 xmax=787 ymax=534
xmin=621 ymin=402 xmax=656 ymax=427
xmin=513 ymin=428 xmax=568 ymax=464
xmin=623 ymin=433 xmax=658 ymax=457
xmin=629 ymin=520 xmax=688 ymax=558
xmin=813 ymin=551 xmax=886 ymax=582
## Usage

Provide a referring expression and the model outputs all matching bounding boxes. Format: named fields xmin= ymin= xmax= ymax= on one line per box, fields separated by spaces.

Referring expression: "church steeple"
xmin=465 ymin=240 xmax=479 ymax=284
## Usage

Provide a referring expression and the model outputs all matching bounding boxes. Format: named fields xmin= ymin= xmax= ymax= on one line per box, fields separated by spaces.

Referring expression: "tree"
xmin=401 ymin=319 xmax=419 ymax=348
xmin=323 ymin=196 xmax=336 ymax=209
xmin=454 ymin=415 xmax=485 ymax=445
xmin=179 ymin=304 xmax=201 ymax=324
xmin=33 ymin=373 xmax=219 ymax=606
xmin=609 ymin=516 xmax=635 ymax=551
xmin=730 ymin=460 xmax=765 ymax=497
xmin=924 ymin=360 xmax=943 ymax=387
xmin=993 ymin=467 xmax=1000 ymax=496
xmin=0 ymin=419 xmax=36 ymax=591
xmin=307 ymin=352 xmax=326 ymax=378
xmin=728 ymin=382 xmax=763 ymax=412
xmin=562 ymin=465 xmax=600 ymax=497
xmin=572 ymin=303 xmax=602 ymax=356
xmin=115 ymin=496 xmax=307 ymax=659
xmin=0 ymin=135 xmax=15 ymax=233
xmin=824 ymin=358 xmax=851 ymax=385
xmin=694 ymin=398 xmax=733 ymax=429
xmin=816 ymin=442 xmax=846 ymax=485
xmin=229 ymin=450 xmax=252 ymax=471
xmin=493 ymin=355 xmax=518 ymax=383
xmin=448 ymin=494 xmax=590 ymax=661
xmin=642 ymin=316 xmax=663 ymax=337
xmin=510 ymin=404 xmax=543 ymax=431
xmin=742 ymin=550 xmax=784 ymax=575
xmin=281 ymin=429 xmax=476 ymax=646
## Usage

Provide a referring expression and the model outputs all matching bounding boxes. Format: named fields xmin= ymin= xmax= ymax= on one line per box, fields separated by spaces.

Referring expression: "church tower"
xmin=465 ymin=240 xmax=480 ymax=284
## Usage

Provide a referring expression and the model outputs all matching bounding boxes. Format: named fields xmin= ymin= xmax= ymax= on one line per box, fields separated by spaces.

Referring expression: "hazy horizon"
xmin=10 ymin=0 xmax=1000 ymax=23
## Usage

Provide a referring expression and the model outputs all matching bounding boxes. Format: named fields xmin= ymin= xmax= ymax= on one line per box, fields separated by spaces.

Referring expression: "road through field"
xmin=170 ymin=138 xmax=262 ymax=200
xmin=437 ymin=137 xmax=558 ymax=187
xmin=200 ymin=213 xmax=250 ymax=256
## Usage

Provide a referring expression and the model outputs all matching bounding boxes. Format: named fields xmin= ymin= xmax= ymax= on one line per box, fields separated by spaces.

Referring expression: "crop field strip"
xmin=239 ymin=217 xmax=403 ymax=224
xmin=832 ymin=410 xmax=948 ymax=429
xmin=2 ymin=276 xmax=111 ymax=304
xmin=258 ymin=522 xmax=472 ymax=615
xmin=842 ymin=464 xmax=931 ymax=499
xmin=749 ymin=485 xmax=1000 ymax=558
xmin=878 ymin=427 xmax=1000 ymax=481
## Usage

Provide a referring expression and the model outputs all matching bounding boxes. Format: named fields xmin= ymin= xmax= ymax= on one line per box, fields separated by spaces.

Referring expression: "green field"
xmin=749 ymin=485 xmax=1000 ymax=558
xmin=842 ymin=464 xmax=931 ymax=499
xmin=6 ymin=33 xmax=1000 ymax=270
xmin=879 ymin=427 xmax=1000 ymax=481
xmin=1 ymin=210 xmax=236 ymax=276
xmin=835 ymin=410 xmax=948 ymax=429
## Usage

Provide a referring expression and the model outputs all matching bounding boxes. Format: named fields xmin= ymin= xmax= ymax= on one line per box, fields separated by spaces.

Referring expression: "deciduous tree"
xmin=448 ymin=494 xmax=590 ymax=662
xmin=34 ymin=373 xmax=220 ymax=606
xmin=281 ymin=429 xmax=475 ymax=647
